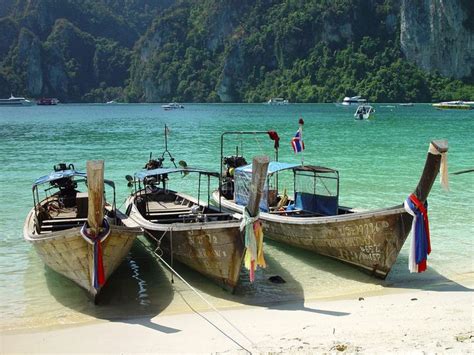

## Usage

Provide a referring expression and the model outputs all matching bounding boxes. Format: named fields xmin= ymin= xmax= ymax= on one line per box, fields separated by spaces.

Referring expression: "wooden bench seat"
xmin=147 ymin=208 xmax=193 ymax=215
xmin=42 ymin=218 xmax=87 ymax=224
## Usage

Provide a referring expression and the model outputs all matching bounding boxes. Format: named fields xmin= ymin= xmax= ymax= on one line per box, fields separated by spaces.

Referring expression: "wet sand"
xmin=2 ymin=273 xmax=472 ymax=354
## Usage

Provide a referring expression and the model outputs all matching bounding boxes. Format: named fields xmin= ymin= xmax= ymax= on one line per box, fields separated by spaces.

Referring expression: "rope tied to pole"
xmin=240 ymin=207 xmax=266 ymax=282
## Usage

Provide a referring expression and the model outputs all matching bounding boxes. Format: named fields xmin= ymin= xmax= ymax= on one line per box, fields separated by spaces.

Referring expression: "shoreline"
xmin=2 ymin=273 xmax=472 ymax=353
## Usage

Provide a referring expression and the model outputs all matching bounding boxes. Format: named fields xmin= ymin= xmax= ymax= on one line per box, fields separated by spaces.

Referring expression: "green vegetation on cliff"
xmin=0 ymin=0 xmax=473 ymax=102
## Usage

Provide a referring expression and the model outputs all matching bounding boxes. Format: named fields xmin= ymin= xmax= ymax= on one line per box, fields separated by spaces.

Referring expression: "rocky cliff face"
xmin=1 ymin=0 xmax=473 ymax=102
xmin=400 ymin=0 xmax=474 ymax=79
xmin=17 ymin=29 xmax=43 ymax=95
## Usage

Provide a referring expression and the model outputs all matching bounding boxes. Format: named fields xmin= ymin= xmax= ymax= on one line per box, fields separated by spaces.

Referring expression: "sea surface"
xmin=0 ymin=103 xmax=472 ymax=331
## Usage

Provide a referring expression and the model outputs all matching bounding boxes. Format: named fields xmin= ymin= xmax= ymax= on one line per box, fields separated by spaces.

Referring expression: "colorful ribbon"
xmin=240 ymin=207 xmax=266 ymax=282
xmin=80 ymin=219 xmax=111 ymax=289
xmin=404 ymin=193 xmax=431 ymax=273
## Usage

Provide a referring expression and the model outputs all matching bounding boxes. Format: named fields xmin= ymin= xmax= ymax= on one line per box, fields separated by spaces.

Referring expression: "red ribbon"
xmin=96 ymin=241 xmax=105 ymax=286
xmin=267 ymin=130 xmax=280 ymax=150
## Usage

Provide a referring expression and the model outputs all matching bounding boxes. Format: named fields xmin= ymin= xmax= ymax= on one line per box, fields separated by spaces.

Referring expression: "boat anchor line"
xmin=136 ymin=238 xmax=255 ymax=354
xmin=140 ymin=226 xmax=174 ymax=283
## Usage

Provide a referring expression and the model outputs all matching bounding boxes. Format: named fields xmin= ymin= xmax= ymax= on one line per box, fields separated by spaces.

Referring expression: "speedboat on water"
xmin=342 ymin=95 xmax=367 ymax=105
xmin=0 ymin=94 xmax=33 ymax=106
xmin=354 ymin=105 xmax=375 ymax=120
xmin=161 ymin=102 xmax=184 ymax=110
xmin=267 ymin=98 xmax=289 ymax=105
xmin=37 ymin=98 xmax=59 ymax=105
xmin=432 ymin=101 xmax=472 ymax=110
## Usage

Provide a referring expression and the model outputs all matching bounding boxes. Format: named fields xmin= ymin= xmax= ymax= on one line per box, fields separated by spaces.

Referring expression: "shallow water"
xmin=0 ymin=103 xmax=472 ymax=330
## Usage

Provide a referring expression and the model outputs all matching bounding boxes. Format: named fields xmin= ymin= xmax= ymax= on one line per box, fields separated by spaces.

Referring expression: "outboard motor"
xmin=50 ymin=163 xmax=78 ymax=207
xmin=144 ymin=157 xmax=164 ymax=170
xmin=221 ymin=155 xmax=247 ymax=199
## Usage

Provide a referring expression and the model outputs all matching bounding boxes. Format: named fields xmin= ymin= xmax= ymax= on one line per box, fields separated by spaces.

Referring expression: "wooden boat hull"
xmin=23 ymin=208 xmax=139 ymax=299
xmin=213 ymin=191 xmax=411 ymax=278
xmin=125 ymin=192 xmax=245 ymax=292
xmin=148 ymin=224 xmax=244 ymax=291
xmin=264 ymin=208 xmax=412 ymax=278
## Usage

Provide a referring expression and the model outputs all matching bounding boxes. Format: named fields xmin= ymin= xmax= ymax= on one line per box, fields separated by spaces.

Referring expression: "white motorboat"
xmin=342 ymin=96 xmax=367 ymax=106
xmin=0 ymin=94 xmax=33 ymax=106
xmin=354 ymin=105 xmax=375 ymax=120
xmin=161 ymin=103 xmax=184 ymax=110
xmin=267 ymin=98 xmax=289 ymax=105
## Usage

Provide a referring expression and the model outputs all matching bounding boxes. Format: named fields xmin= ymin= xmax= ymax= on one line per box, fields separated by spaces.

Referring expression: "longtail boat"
xmin=23 ymin=161 xmax=140 ymax=302
xmin=125 ymin=166 xmax=248 ymax=292
xmin=213 ymin=131 xmax=448 ymax=278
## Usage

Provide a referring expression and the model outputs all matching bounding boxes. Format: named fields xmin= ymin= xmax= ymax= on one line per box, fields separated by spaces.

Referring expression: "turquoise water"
xmin=0 ymin=103 xmax=472 ymax=330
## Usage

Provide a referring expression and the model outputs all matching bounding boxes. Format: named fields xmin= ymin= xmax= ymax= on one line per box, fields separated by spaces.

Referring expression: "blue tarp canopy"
xmin=235 ymin=162 xmax=338 ymax=176
xmin=235 ymin=162 xmax=299 ymax=175
xmin=135 ymin=167 xmax=219 ymax=181
xmin=34 ymin=169 xmax=115 ymax=188
xmin=34 ymin=170 xmax=86 ymax=186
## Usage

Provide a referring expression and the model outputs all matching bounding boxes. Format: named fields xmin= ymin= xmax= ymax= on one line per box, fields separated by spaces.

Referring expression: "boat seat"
xmin=42 ymin=218 xmax=87 ymax=224
xmin=148 ymin=216 xmax=202 ymax=224
xmin=146 ymin=211 xmax=195 ymax=218
xmin=146 ymin=209 xmax=194 ymax=217
xmin=269 ymin=208 xmax=302 ymax=214
xmin=40 ymin=223 xmax=83 ymax=231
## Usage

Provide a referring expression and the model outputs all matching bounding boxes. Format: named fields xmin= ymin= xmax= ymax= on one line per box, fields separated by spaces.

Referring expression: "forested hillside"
xmin=0 ymin=0 xmax=473 ymax=103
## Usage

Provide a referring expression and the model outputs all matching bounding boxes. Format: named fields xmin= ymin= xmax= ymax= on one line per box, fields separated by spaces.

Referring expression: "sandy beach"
xmin=2 ymin=273 xmax=472 ymax=354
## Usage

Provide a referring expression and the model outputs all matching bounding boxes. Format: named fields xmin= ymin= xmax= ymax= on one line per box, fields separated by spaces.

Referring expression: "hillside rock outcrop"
xmin=400 ymin=0 xmax=474 ymax=79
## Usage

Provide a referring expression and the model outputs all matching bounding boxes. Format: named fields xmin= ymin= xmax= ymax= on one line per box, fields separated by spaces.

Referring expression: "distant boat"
xmin=0 ymin=94 xmax=33 ymax=106
xmin=106 ymin=100 xmax=117 ymax=104
xmin=354 ymin=104 xmax=375 ymax=120
xmin=37 ymin=98 xmax=59 ymax=106
xmin=342 ymin=95 xmax=367 ymax=106
xmin=399 ymin=103 xmax=414 ymax=107
xmin=433 ymin=101 xmax=472 ymax=110
xmin=267 ymin=98 xmax=289 ymax=105
xmin=161 ymin=103 xmax=184 ymax=110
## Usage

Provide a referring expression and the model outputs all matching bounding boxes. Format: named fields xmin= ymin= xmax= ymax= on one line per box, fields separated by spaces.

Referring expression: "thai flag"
xmin=291 ymin=129 xmax=304 ymax=153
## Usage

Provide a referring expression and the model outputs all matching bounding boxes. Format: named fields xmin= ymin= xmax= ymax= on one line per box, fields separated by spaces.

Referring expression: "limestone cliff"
xmin=17 ymin=28 xmax=43 ymax=95
xmin=1 ymin=0 xmax=473 ymax=102
xmin=400 ymin=0 xmax=474 ymax=79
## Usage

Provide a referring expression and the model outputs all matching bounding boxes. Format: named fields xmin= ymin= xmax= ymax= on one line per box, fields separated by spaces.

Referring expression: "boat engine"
xmin=144 ymin=157 xmax=164 ymax=170
xmin=50 ymin=163 xmax=78 ymax=208
xmin=221 ymin=155 xmax=247 ymax=199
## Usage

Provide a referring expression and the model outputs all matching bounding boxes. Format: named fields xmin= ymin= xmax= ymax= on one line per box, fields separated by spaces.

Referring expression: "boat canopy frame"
xmin=234 ymin=163 xmax=340 ymax=215
xmin=31 ymin=169 xmax=117 ymax=221
xmin=133 ymin=167 xmax=221 ymax=208
xmin=219 ymin=130 xmax=280 ymax=210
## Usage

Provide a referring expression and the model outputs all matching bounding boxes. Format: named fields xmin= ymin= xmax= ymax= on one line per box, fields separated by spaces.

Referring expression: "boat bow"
xmin=413 ymin=140 xmax=448 ymax=203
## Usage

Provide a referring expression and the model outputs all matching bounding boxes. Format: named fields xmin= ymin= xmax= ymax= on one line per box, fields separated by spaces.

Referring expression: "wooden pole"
xmin=87 ymin=160 xmax=105 ymax=236
xmin=246 ymin=156 xmax=270 ymax=217
xmin=413 ymin=140 xmax=448 ymax=203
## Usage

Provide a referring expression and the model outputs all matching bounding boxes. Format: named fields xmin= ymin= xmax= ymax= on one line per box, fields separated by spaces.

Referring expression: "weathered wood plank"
xmin=86 ymin=160 xmax=104 ymax=236
xmin=247 ymin=156 xmax=270 ymax=217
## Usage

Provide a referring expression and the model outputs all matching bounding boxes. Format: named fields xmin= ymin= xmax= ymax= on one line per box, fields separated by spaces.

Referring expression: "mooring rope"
xmin=136 ymin=238 xmax=255 ymax=354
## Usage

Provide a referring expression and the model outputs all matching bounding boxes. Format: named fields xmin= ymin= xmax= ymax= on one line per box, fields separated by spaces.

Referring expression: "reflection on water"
xmin=2 ymin=234 xmax=470 ymax=331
